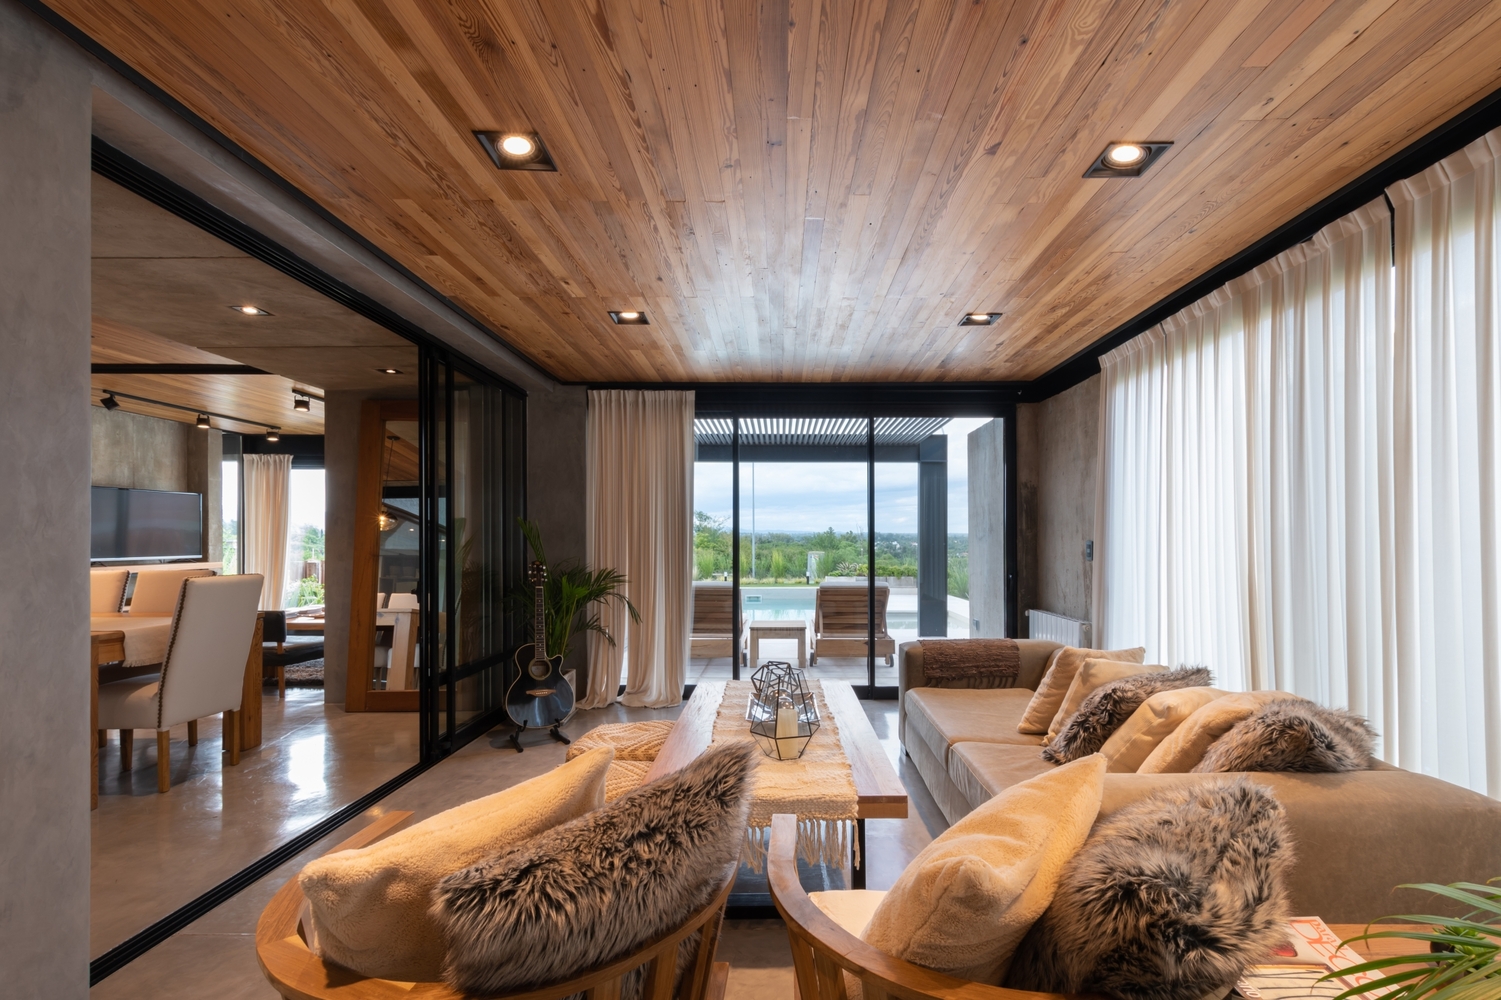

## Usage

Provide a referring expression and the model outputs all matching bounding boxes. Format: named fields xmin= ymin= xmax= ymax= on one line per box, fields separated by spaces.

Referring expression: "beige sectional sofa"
xmin=899 ymin=638 xmax=1501 ymax=922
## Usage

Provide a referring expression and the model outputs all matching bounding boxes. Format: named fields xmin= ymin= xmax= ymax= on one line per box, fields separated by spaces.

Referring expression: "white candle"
xmin=776 ymin=703 xmax=799 ymax=740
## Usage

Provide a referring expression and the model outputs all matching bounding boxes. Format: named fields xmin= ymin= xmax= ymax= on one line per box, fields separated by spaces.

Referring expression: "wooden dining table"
xmin=90 ymin=612 xmax=264 ymax=809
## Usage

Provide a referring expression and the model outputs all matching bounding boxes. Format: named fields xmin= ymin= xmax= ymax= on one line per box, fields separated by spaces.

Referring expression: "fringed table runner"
xmin=921 ymin=637 xmax=1020 ymax=684
xmin=711 ymin=680 xmax=859 ymax=873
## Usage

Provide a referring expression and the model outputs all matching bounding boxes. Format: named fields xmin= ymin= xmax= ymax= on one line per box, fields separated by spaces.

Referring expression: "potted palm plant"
xmin=510 ymin=518 xmax=638 ymax=662
xmin=1327 ymin=878 xmax=1500 ymax=999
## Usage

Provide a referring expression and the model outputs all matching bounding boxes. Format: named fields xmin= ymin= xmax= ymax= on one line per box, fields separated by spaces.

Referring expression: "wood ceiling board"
xmin=53 ymin=0 xmax=1501 ymax=381
xmin=90 ymin=373 xmax=325 ymax=435
xmin=90 ymin=316 xmax=242 ymax=367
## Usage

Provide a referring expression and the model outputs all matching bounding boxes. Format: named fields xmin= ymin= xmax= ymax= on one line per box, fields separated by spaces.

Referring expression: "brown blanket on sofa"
xmin=922 ymin=638 xmax=1021 ymax=685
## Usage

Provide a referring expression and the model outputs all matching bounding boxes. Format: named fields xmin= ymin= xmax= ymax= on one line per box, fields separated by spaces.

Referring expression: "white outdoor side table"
xmin=746 ymin=619 xmax=809 ymax=669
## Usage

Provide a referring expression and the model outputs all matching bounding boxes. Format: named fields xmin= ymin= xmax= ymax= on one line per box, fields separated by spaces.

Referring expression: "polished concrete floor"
xmin=90 ymin=697 xmax=947 ymax=1000
xmin=91 ymin=686 xmax=419 ymax=959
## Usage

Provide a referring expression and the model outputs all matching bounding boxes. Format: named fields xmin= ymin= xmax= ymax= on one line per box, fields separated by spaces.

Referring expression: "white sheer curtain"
xmin=1388 ymin=131 xmax=1501 ymax=795
xmin=1096 ymin=202 xmax=1393 ymax=698
xmin=582 ymin=390 xmax=694 ymax=709
xmin=243 ymin=453 xmax=292 ymax=611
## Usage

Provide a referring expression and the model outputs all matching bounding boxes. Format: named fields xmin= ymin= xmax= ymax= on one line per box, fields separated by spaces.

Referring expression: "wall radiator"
xmin=1025 ymin=609 xmax=1092 ymax=648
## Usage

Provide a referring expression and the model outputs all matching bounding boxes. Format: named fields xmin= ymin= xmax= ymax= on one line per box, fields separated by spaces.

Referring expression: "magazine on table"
xmin=1232 ymin=917 xmax=1393 ymax=1000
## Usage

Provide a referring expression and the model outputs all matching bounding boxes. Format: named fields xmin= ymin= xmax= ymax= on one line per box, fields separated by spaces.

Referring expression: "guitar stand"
xmin=509 ymin=720 xmax=571 ymax=753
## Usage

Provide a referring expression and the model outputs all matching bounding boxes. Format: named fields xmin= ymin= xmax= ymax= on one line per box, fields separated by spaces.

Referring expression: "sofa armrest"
xmin=897 ymin=638 xmax=1062 ymax=749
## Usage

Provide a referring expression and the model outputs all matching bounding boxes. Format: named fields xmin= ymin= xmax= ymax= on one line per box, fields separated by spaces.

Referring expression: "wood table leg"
xmin=120 ymin=729 xmax=133 ymax=771
xmin=239 ymin=615 xmax=264 ymax=752
xmin=187 ymin=719 xmax=198 ymax=746
xmin=223 ymin=709 xmax=241 ymax=766
xmin=156 ymin=731 xmax=170 ymax=793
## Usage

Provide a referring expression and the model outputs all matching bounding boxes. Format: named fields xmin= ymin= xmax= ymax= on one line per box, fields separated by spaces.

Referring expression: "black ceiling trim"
xmin=21 ymin=0 xmax=555 ymax=392
xmin=1026 ymin=80 xmax=1501 ymax=401
xmin=92 ymin=363 xmax=270 ymax=375
xmin=593 ymin=381 xmax=1026 ymax=416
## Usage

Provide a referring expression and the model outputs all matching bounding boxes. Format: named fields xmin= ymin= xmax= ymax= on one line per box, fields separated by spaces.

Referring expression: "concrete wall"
xmin=967 ymin=418 xmax=1007 ymax=637
xmin=0 ymin=2 xmax=92 ymax=994
xmin=1016 ymin=375 xmax=1100 ymax=629
xmin=527 ymin=385 xmax=588 ymax=681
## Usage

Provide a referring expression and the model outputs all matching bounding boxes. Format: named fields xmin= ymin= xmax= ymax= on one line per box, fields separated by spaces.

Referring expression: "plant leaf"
xmin=1396 ymin=884 xmax=1501 ymax=918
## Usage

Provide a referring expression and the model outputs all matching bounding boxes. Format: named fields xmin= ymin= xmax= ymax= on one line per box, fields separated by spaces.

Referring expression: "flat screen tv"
xmin=91 ymin=487 xmax=204 ymax=562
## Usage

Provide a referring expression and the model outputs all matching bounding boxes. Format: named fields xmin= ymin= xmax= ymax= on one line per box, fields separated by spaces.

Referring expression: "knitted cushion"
xmin=566 ymin=720 xmax=676 ymax=762
xmin=605 ymin=760 xmax=654 ymax=801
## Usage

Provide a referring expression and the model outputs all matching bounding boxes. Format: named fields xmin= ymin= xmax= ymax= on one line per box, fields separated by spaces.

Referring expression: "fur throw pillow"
xmin=431 ymin=741 xmax=756 ymax=997
xmin=1042 ymin=667 xmax=1213 ymax=764
xmin=1005 ymin=779 xmax=1293 ymax=1000
xmin=1193 ymin=699 xmax=1376 ymax=773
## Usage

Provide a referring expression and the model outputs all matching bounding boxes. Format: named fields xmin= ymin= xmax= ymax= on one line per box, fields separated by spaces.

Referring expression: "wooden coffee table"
xmin=646 ymin=679 xmax=906 ymax=888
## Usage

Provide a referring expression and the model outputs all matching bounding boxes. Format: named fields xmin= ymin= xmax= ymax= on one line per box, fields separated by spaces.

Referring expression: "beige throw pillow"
xmin=862 ymin=754 xmax=1107 ymax=983
xmin=1099 ymin=687 xmax=1226 ymax=773
xmin=1137 ymin=691 xmax=1305 ymax=773
xmin=1048 ymin=659 xmax=1166 ymax=740
xmin=299 ymin=746 xmax=613 ymax=980
xmin=1018 ymin=646 xmax=1144 ymax=734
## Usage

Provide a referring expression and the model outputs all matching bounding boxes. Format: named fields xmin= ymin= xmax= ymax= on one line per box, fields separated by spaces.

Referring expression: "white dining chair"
xmin=98 ymin=574 xmax=263 ymax=793
xmin=386 ymin=592 xmax=419 ymax=610
xmin=128 ymin=567 xmax=215 ymax=615
xmin=90 ymin=568 xmax=130 ymax=614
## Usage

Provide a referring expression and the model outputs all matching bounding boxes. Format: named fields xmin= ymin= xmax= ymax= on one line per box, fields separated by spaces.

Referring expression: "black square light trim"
xmin=474 ymin=131 xmax=557 ymax=172
xmin=609 ymin=311 xmax=650 ymax=325
xmin=1084 ymin=142 xmax=1172 ymax=178
xmin=958 ymin=312 xmax=1002 ymax=326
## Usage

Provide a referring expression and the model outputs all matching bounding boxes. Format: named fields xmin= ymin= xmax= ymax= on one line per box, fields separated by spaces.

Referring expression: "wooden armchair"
xmin=766 ymin=814 xmax=1082 ymax=1000
xmin=258 ymin=811 xmax=733 ymax=1000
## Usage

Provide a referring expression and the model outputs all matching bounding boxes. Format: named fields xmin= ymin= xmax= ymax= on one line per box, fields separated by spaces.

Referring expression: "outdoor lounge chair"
xmin=690 ymin=580 xmax=734 ymax=658
xmin=810 ymin=580 xmax=894 ymax=665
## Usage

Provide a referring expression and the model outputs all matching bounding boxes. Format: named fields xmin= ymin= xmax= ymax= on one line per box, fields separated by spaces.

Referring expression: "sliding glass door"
xmin=418 ymin=349 xmax=526 ymax=758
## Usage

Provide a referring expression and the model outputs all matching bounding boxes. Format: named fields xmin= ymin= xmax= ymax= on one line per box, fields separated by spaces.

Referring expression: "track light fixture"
xmin=265 ymin=427 xmax=281 ymax=443
xmin=293 ymin=393 xmax=311 ymax=412
xmin=101 ymin=393 xmax=121 ymax=411
xmin=100 ymin=387 xmax=289 ymax=438
xmin=195 ymin=413 xmax=212 ymax=430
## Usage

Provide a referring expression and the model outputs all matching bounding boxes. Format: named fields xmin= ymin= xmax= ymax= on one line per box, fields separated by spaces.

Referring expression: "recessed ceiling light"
xmin=101 ymin=393 xmax=120 ymax=411
xmin=609 ymin=310 xmax=650 ymax=325
xmin=195 ymin=413 xmax=211 ymax=429
xmin=265 ymin=427 xmax=280 ymax=442
xmin=500 ymin=134 xmax=535 ymax=156
xmin=474 ymin=131 xmax=557 ymax=171
xmin=376 ymin=368 xmax=403 ymax=375
xmin=231 ymin=305 xmax=271 ymax=316
xmin=1084 ymin=141 xmax=1172 ymax=178
xmin=958 ymin=312 xmax=1002 ymax=326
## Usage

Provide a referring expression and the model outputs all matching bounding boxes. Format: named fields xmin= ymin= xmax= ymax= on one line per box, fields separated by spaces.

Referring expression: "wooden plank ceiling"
xmin=91 ymin=173 xmax=419 ymax=434
xmin=55 ymin=0 xmax=1501 ymax=382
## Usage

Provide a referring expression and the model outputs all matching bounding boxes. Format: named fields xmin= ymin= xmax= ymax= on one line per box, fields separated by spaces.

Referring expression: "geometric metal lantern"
xmin=747 ymin=661 xmax=820 ymax=760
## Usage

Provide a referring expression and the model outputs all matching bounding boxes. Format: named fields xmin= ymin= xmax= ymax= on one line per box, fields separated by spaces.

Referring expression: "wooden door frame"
xmin=346 ymin=399 xmax=421 ymax=712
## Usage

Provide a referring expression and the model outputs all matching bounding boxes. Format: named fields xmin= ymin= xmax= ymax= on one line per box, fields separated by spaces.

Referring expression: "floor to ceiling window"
xmin=691 ymin=408 xmax=1011 ymax=695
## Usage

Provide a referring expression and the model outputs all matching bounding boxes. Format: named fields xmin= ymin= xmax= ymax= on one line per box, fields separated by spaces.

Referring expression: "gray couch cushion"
xmin=904 ymin=687 xmax=1040 ymax=768
xmin=948 ymin=742 xmax=1057 ymax=813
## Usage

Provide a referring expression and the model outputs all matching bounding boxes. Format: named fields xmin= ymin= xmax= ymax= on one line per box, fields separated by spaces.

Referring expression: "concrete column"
xmin=187 ymin=428 xmax=224 ymax=563
xmin=527 ymin=386 xmax=588 ymax=682
xmin=0 ymin=2 xmax=93 ymax=995
xmin=917 ymin=434 xmax=948 ymax=636
xmin=967 ymin=419 xmax=1007 ymax=637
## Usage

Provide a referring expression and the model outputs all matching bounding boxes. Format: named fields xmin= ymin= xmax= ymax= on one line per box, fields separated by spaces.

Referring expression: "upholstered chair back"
xmin=90 ymin=568 xmax=130 ymax=613
xmin=130 ymin=567 xmax=215 ymax=615
xmin=157 ymin=575 xmax=262 ymax=729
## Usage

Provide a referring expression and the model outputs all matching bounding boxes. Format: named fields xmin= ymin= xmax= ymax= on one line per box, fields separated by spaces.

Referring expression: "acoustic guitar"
xmin=504 ymin=560 xmax=575 ymax=751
